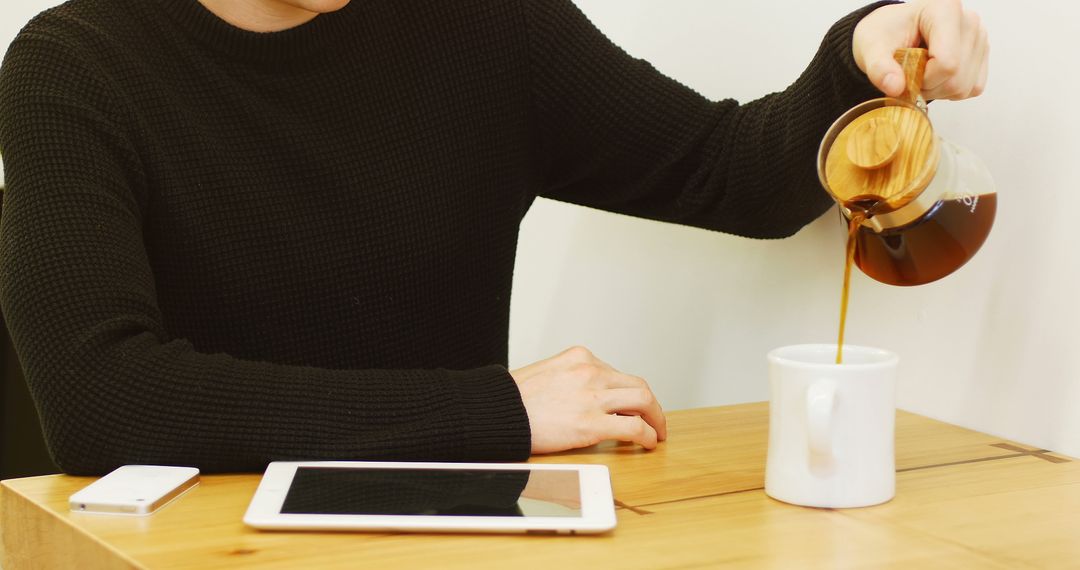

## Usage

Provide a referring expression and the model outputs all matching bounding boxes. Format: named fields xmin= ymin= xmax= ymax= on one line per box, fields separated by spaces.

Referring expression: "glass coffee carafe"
xmin=817 ymin=48 xmax=996 ymax=286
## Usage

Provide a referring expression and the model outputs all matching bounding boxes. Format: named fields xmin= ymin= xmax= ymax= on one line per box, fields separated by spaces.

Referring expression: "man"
xmin=0 ymin=0 xmax=987 ymax=474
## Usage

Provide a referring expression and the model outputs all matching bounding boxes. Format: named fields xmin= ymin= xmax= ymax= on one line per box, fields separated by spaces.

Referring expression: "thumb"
xmin=863 ymin=47 xmax=906 ymax=97
xmin=852 ymin=1 xmax=923 ymax=97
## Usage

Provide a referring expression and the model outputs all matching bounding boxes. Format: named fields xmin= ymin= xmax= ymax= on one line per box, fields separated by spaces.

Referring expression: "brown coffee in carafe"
xmin=851 ymin=193 xmax=996 ymax=286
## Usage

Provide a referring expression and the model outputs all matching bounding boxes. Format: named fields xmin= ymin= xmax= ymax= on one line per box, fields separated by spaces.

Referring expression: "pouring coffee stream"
xmin=819 ymin=48 xmax=997 ymax=363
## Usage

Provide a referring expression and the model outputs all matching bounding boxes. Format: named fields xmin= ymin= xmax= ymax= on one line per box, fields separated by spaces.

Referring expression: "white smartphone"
xmin=69 ymin=465 xmax=200 ymax=515
xmin=243 ymin=461 xmax=617 ymax=534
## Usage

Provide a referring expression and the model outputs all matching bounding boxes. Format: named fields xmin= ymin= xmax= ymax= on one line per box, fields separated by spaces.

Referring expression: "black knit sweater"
xmin=0 ymin=0 xmax=887 ymax=474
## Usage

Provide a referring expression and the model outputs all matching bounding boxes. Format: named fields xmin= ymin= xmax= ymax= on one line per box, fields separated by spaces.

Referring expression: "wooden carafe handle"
xmin=894 ymin=47 xmax=929 ymax=108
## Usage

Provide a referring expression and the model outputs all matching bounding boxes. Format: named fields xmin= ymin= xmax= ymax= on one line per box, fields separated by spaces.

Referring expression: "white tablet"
xmin=243 ymin=461 xmax=616 ymax=534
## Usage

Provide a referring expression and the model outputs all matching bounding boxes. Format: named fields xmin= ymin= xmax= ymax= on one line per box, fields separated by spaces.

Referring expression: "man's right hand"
xmin=510 ymin=346 xmax=668 ymax=454
xmin=853 ymin=0 xmax=989 ymax=101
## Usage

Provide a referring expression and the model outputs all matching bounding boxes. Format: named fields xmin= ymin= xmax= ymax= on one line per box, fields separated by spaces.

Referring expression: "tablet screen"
xmin=281 ymin=467 xmax=582 ymax=517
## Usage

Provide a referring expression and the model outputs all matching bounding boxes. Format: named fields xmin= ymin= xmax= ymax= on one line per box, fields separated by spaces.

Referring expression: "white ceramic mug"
xmin=764 ymin=344 xmax=899 ymax=508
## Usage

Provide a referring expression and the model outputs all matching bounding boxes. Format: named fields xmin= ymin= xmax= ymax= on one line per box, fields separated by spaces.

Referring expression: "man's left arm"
xmin=524 ymin=0 xmax=987 ymax=239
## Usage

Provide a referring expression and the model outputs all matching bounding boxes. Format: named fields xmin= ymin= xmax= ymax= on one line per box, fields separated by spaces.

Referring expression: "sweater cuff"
xmin=825 ymin=1 xmax=905 ymax=100
xmin=448 ymin=365 xmax=532 ymax=461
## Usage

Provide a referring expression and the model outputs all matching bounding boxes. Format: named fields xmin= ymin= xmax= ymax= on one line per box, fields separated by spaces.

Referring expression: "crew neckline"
xmin=156 ymin=0 xmax=360 ymax=64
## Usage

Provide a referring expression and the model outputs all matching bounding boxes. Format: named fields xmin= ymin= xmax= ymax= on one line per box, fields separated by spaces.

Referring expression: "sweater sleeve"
xmin=525 ymin=1 xmax=897 ymax=239
xmin=0 ymin=28 xmax=531 ymax=475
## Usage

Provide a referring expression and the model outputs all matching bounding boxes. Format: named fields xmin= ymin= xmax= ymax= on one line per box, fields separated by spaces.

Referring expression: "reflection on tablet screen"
xmin=280 ymin=467 xmax=582 ymax=517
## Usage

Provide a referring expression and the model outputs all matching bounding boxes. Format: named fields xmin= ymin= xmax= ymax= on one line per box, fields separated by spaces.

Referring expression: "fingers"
xmin=572 ymin=356 xmax=669 ymax=442
xmin=600 ymin=414 xmax=659 ymax=450
xmin=920 ymin=2 xmax=989 ymax=100
xmin=576 ymin=353 xmax=669 ymax=441
xmin=968 ymin=22 xmax=989 ymax=97
xmin=919 ymin=0 xmax=965 ymax=65
xmin=601 ymin=388 xmax=668 ymax=442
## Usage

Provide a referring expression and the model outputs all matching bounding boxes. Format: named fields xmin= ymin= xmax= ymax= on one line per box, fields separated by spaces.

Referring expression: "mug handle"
xmin=806 ymin=380 xmax=838 ymax=459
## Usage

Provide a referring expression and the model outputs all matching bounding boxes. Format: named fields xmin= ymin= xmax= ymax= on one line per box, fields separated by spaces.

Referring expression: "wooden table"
xmin=2 ymin=403 xmax=1078 ymax=569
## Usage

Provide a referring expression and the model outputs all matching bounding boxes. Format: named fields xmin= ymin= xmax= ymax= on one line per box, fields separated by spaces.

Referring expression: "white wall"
xmin=1 ymin=0 xmax=63 ymax=187
xmin=513 ymin=0 xmax=1080 ymax=458
xmin=3 ymin=1 xmax=1077 ymax=457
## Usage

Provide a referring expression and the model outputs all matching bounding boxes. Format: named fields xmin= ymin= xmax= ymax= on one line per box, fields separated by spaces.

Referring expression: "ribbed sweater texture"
xmin=0 ymin=0 xmax=889 ymax=474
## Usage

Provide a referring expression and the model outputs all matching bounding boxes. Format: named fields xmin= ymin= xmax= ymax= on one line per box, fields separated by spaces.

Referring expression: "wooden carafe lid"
xmin=824 ymin=48 xmax=938 ymax=213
